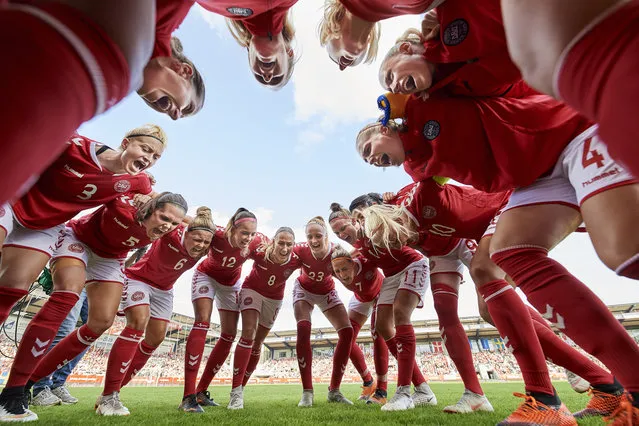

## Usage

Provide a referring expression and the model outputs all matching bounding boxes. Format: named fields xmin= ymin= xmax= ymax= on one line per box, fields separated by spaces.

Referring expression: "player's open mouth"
xmin=379 ymin=154 xmax=391 ymax=166
xmin=403 ymin=76 xmax=416 ymax=92
xmin=133 ymin=160 xmax=147 ymax=172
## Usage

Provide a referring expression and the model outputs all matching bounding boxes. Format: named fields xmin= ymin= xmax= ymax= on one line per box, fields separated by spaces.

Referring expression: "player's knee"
xmin=469 ymin=255 xmax=503 ymax=286
xmin=477 ymin=300 xmax=494 ymax=325
xmin=126 ymin=314 xmax=149 ymax=331
xmin=144 ymin=334 xmax=165 ymax=347
xmin=0 ymin=268 xmax=40 ymax=290
xmin=392 ymin=306 xmax=412 ymax=326
xmin=87 ymin=315 xmax=114 ymax=335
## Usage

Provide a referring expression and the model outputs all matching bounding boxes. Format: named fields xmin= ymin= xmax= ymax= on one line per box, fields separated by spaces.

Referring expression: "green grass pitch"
xmin=28 ymin=382 xmax=604 ymax=425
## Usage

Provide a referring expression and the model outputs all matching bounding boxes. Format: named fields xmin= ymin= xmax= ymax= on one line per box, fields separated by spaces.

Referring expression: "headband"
xmin=234 ymin=217 xmax=257 ymax=226
xmin=306 ymin=220 xmax=326 ymax=230
xmin=188 ymin=226 xmax=214 ymax=233
xmin=328 ymin=214 xmax=349 ymax=223
xmin=127 ymin=133 xmax=165 ymax=144
xmin=331 ymin=256 xmax=352 ymax=263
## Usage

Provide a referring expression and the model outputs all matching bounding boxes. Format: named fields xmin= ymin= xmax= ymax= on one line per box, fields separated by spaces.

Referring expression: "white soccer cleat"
xmin=95 ymin=392 xmax=130 ymax=416
xmin=0 ymin=395 xmax=38 ymax=422
xmin=227 ymin=387 xmax=244 ymax=410
xmin=565 ymin=368 xmax=591 ymax=394
xmin=51 ymin=385 xmax=78 ymax=405
xmin=381 ymin=386 xmax=415 ymax=411
xmin=412 ymin=382 xmax=438 ymax=406
xmin=443 ymin=389 xmax=494 ymax=413
xmin=31 ymin=387 xmax=62 ymax=407
xmin=327 ymin=389 xmax=353 ymax=405
xmin=298 ymin=390 xmax=314 ymax=408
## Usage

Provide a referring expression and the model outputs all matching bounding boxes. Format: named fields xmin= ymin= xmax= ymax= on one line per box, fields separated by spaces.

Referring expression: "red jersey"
xmin=197 ymin=227 xmax=264 ymax=286
xmin=196 ymin=0 xmax=297 ymax=37
xmin=353 ymin=237 xmax=424 ymax=277
xmin=154 ymin=0 xmax=195 ymax=58
xmin=69 ymin=194 xmax=152 ymax=259
xmin=392 ymin=180 xmax=510 ymax=242
xmin=125 ymin=224 xmax=198 ymax=291
xmin=401 ymin=94 xmax=593 ymax=193
xmin=293 ymin=243 xmax=335 ymax=295
xmin=340 ymin=0 xmax=437 ymax=21
xmin=349 ymin=257 xmax=384 ymax=303
xmin=243 ymin=244 xmax=301 ymax=300
xmin=12 ymin=135 xmax=152 ymax=230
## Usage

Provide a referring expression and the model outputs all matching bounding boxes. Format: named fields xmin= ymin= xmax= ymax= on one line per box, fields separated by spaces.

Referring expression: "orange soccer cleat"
xmin=497 ymin=393 xmax=577 ymax=426
xmin=573 ymin=388 xmax=625 ymax=418
xmin=603 ymin=394 xmax=639 ymax=426
xmin=358 ymin=380 xmax=377 ymax=401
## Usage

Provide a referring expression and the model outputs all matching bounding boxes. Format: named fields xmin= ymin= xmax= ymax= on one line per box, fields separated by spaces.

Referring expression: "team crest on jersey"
xmin=244 ymin=297 xmax=253 ymax=306
xmin=68 ymin=243 xmax=85 ymax=254
xmin=227 ymin=6 xmax=253 ymax=16
xmin=114 ymin=180 xmax=131 ymax=193
xmin=131 ymin=291 xmax=144 ymax=302
xmin=422 ymin=206 xmax=437 ymax=219
xmin=423 ymin=120 xmax=440 ymax=140
xmin=198 ymin=285 xmax=209 ymax=294
xmin=0 ymin=206 xmax=5 ymax=218
xmin=443 ymin=19 xmax=469 ymax=46
xmin=364 ymin=270 xmax=374 ymax=281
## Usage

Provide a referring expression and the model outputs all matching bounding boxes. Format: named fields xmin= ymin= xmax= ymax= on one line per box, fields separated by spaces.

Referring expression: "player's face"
xmin=231 ymin=221 xmax=257 ymax=249
xmin=248 ymin=33 xmax=292 ymax=88
xmin=326 ymin=12 xmax=368 ymax=70
xmin=330 ymin=217 xmax=359 ymax=244
xmin=359 ymin=127 xmax=405 ymax=168
xmin=144 ymin=204 xmax=186 ymax=241
xmin=380 ymin=43 xmax=433 ymax=95
xmin=184 ymin=230 xmax=213 ymax=258
xmin=331 ymin=258 xmax=356 ymax=285
xmin=306 ymin=224 xmax=328 ymax=255
xmin=139 ymin=58 xmax=197 ymax=120
xmin=271 ymin=231 xmax=295 ymax=264
xmin=120 ymin=138 xmax=164 ymax=175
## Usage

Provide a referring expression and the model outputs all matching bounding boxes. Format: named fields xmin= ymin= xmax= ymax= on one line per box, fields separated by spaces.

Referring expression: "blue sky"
xmin=79 ymin=1 xmax=639 ymax=330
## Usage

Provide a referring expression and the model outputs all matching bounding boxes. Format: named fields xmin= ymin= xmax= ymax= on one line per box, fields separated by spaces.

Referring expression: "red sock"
xmin=348 ymin=320 xmax=372 ymax=383
xmin=6 ymin=291 xmax=79 ymax=387
xmin=372 ymin=326 xmax=389 ymax=391
xmin=103 ymin=327 xmax=143 ymax=395
xmin=120 ymin=340 xmax=157 ymax=389
xmin=330 ymin=326 xmax=354 ymax=390
xmin=183 ymin=322 xmax=209 ymax=397
xmin=557 ymin=0 xmax=639 ymax=178
xmin=296 ymin=320 xmax=313 ymax=391
xmin=616 ymin=254 xmax=639 ymax=279
xmin=479 ymin=279 xmax=554 ymax=395
xmin=0 ymin=287 xmax=28 ymax=324
xmin=0 ymin=2 xmax=129 ymax=204
xmin=386 ymin=336 xmax=425 ymax=387
xmin=527 ymin=307 xmax=614 ymax=386
xmin=242 ymin=348 xmax=261 ymax=387
xmin=231 ymin=338 xmax=253 ymax=389
xmin=432 ymin=283 xmax=483 ymax=395
xmin=30 ymin=324 xmax=100 ymax=383
xmin=492 ymin=247 xmax=639 ymax=393
xmin=196 ymin=332 xmax=234 ymax=393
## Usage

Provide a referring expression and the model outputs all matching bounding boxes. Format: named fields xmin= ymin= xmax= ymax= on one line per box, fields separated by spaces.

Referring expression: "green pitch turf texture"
xmin=27 ymin=382 xmax=605 ymax=425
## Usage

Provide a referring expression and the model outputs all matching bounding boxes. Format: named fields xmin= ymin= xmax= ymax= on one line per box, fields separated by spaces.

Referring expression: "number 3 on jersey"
xmin=582 ymin=138 xmax=605 ymax=169
xmin=77 ymin=184 xmax=97 ymax=200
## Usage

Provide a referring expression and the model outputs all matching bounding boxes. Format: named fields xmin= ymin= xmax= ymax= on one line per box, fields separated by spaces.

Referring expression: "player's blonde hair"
xmin=226 ymin=13 xmax=297 ymax=90
xmin=124 ymin=124 xmax=168 ymax=148
xmin=355 ymin=120 xmax=403 ymax=159
xmin=378 ymin=28 xmax=425 ymax=86
xmin=188 ymin=206 xmax=215 ymax=234
xmin=317 ymin=0 xmax=381 ymax=65
xmin=361 ymin=204 xmax=417 ymax=252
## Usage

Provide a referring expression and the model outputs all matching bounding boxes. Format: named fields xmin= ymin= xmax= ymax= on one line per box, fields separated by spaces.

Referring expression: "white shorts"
xmin=1 ymin=204 xmax=65 ymax=257
xmin=292 ymin=279 xmax=343 ymax=312
xmin=506 ymin=125 xmax=635 ymax=211
xmin=377 ymin=258 xmax=430 ymax=309
xmin=239 ymin=288 xmax=282 ymax=329
xmin=482 ymin=207 xmax=504 ymax=238
xmin=190 ymin=270 xmax=240 ymax=312
xmin=122 ymin=278 xmax=174 ymax=321
xmin=52 ymin=227 xmax=125 ymax=284
xmin=348 ymin=295 xmax=375 ymax=318
xmin=430 ymin=239 xmax=476 ymax=278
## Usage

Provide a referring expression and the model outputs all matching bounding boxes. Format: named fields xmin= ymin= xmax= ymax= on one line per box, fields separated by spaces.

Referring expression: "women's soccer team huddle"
xmin=1 ymin=0 xmax=639 ymax=424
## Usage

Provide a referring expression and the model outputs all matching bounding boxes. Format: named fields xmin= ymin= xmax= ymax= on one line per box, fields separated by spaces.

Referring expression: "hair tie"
xmin=234 ymin=217 xmax=257 ymax=226
xmin=188 ymin=226 xmax=214 ymax=233
xmin=127 ymin=133 xmax=165 ymax=145
xmin=331 ymin=256 xmax=352 ymax=263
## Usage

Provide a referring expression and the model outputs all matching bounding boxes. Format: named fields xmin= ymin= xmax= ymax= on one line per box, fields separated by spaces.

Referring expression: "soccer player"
xmin=293 ymin=217 xmax=353 ymax=407
xmin=0 ymin=192 xmax=187 ymax=421
xmin=183 ymin=208 xmax=262 ymax=412
xmin=228 ymin=227 xmax=300 ymax=409
xmin=97 ymin=207 xmax=215 ymax=415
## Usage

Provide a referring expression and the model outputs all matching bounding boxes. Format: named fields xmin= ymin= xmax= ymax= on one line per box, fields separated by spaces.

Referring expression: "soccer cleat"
xmin=327 ymin=389 xmax=354 ymax=405
xmin=564 ymin=368 xmax=590 ymax=394
xmin=381 ymin=386 xmax=415 ymax=411
xmin=94 ymin=394 xmax=102 ymax=411
xmin=604 ymin=394 xmax=639 ymax=425
xmin=0 ymin=392 xmax=38 ymax=422
xmin=412 ymin=382 xmax=438 ymax=406
xmin=443 ymin=389 xmax=494 ymax=414
xmin=196 ymin=390 xmax=220 ymax=407
xmin=31 ymin=387 xmax=62 ymax=407
xmin=227 ymin=387 xmax=244 ymax=410
xmin=51 ymin=385 xmax=79 ymax=405
xmin=497 ymin=393 xmax=577 ymax=426
xmin=297 ymin=390 xmax=314 ymax=408
xmin=178 ymin=394 xmax=204 ymax=413
xmin=358 ymin=380 xmax=376 ymax=401
xmin=573 ymin=388 xmax=624 ymax=418
xmin=367 ymin=389 xmax=388 ymax=406
xmin=95 ymin=392 xmax=130 ymax=416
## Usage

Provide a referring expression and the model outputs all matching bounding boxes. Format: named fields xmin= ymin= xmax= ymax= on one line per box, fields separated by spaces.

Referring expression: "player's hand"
xmin=421 ymin=10 xmax=440 ymax=41
xmin=144 ymin=171 xmax=157 ymax=186
xmin=382 ymin=192 xmax=396 ymax=203
xmin=133 ymin=193 xmax=152 ymax=208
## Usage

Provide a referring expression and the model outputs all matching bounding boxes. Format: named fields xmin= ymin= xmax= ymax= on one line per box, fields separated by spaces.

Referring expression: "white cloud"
xmin=295 ymin=130 xmax=326 ymax=154
xmin=197 ymin=5 xmax=231 ymax=40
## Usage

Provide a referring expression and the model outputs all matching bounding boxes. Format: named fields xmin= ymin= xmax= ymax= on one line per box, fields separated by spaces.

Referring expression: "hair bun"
xmin=330 ymin=202 xmax=343 ymax=212
xmin=196 ymin=206 xmax=212 ymax=217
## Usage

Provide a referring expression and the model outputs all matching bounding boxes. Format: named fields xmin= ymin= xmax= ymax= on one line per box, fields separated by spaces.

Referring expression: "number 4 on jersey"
xmin=582 ymin=138 xmax=605 ymax=169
